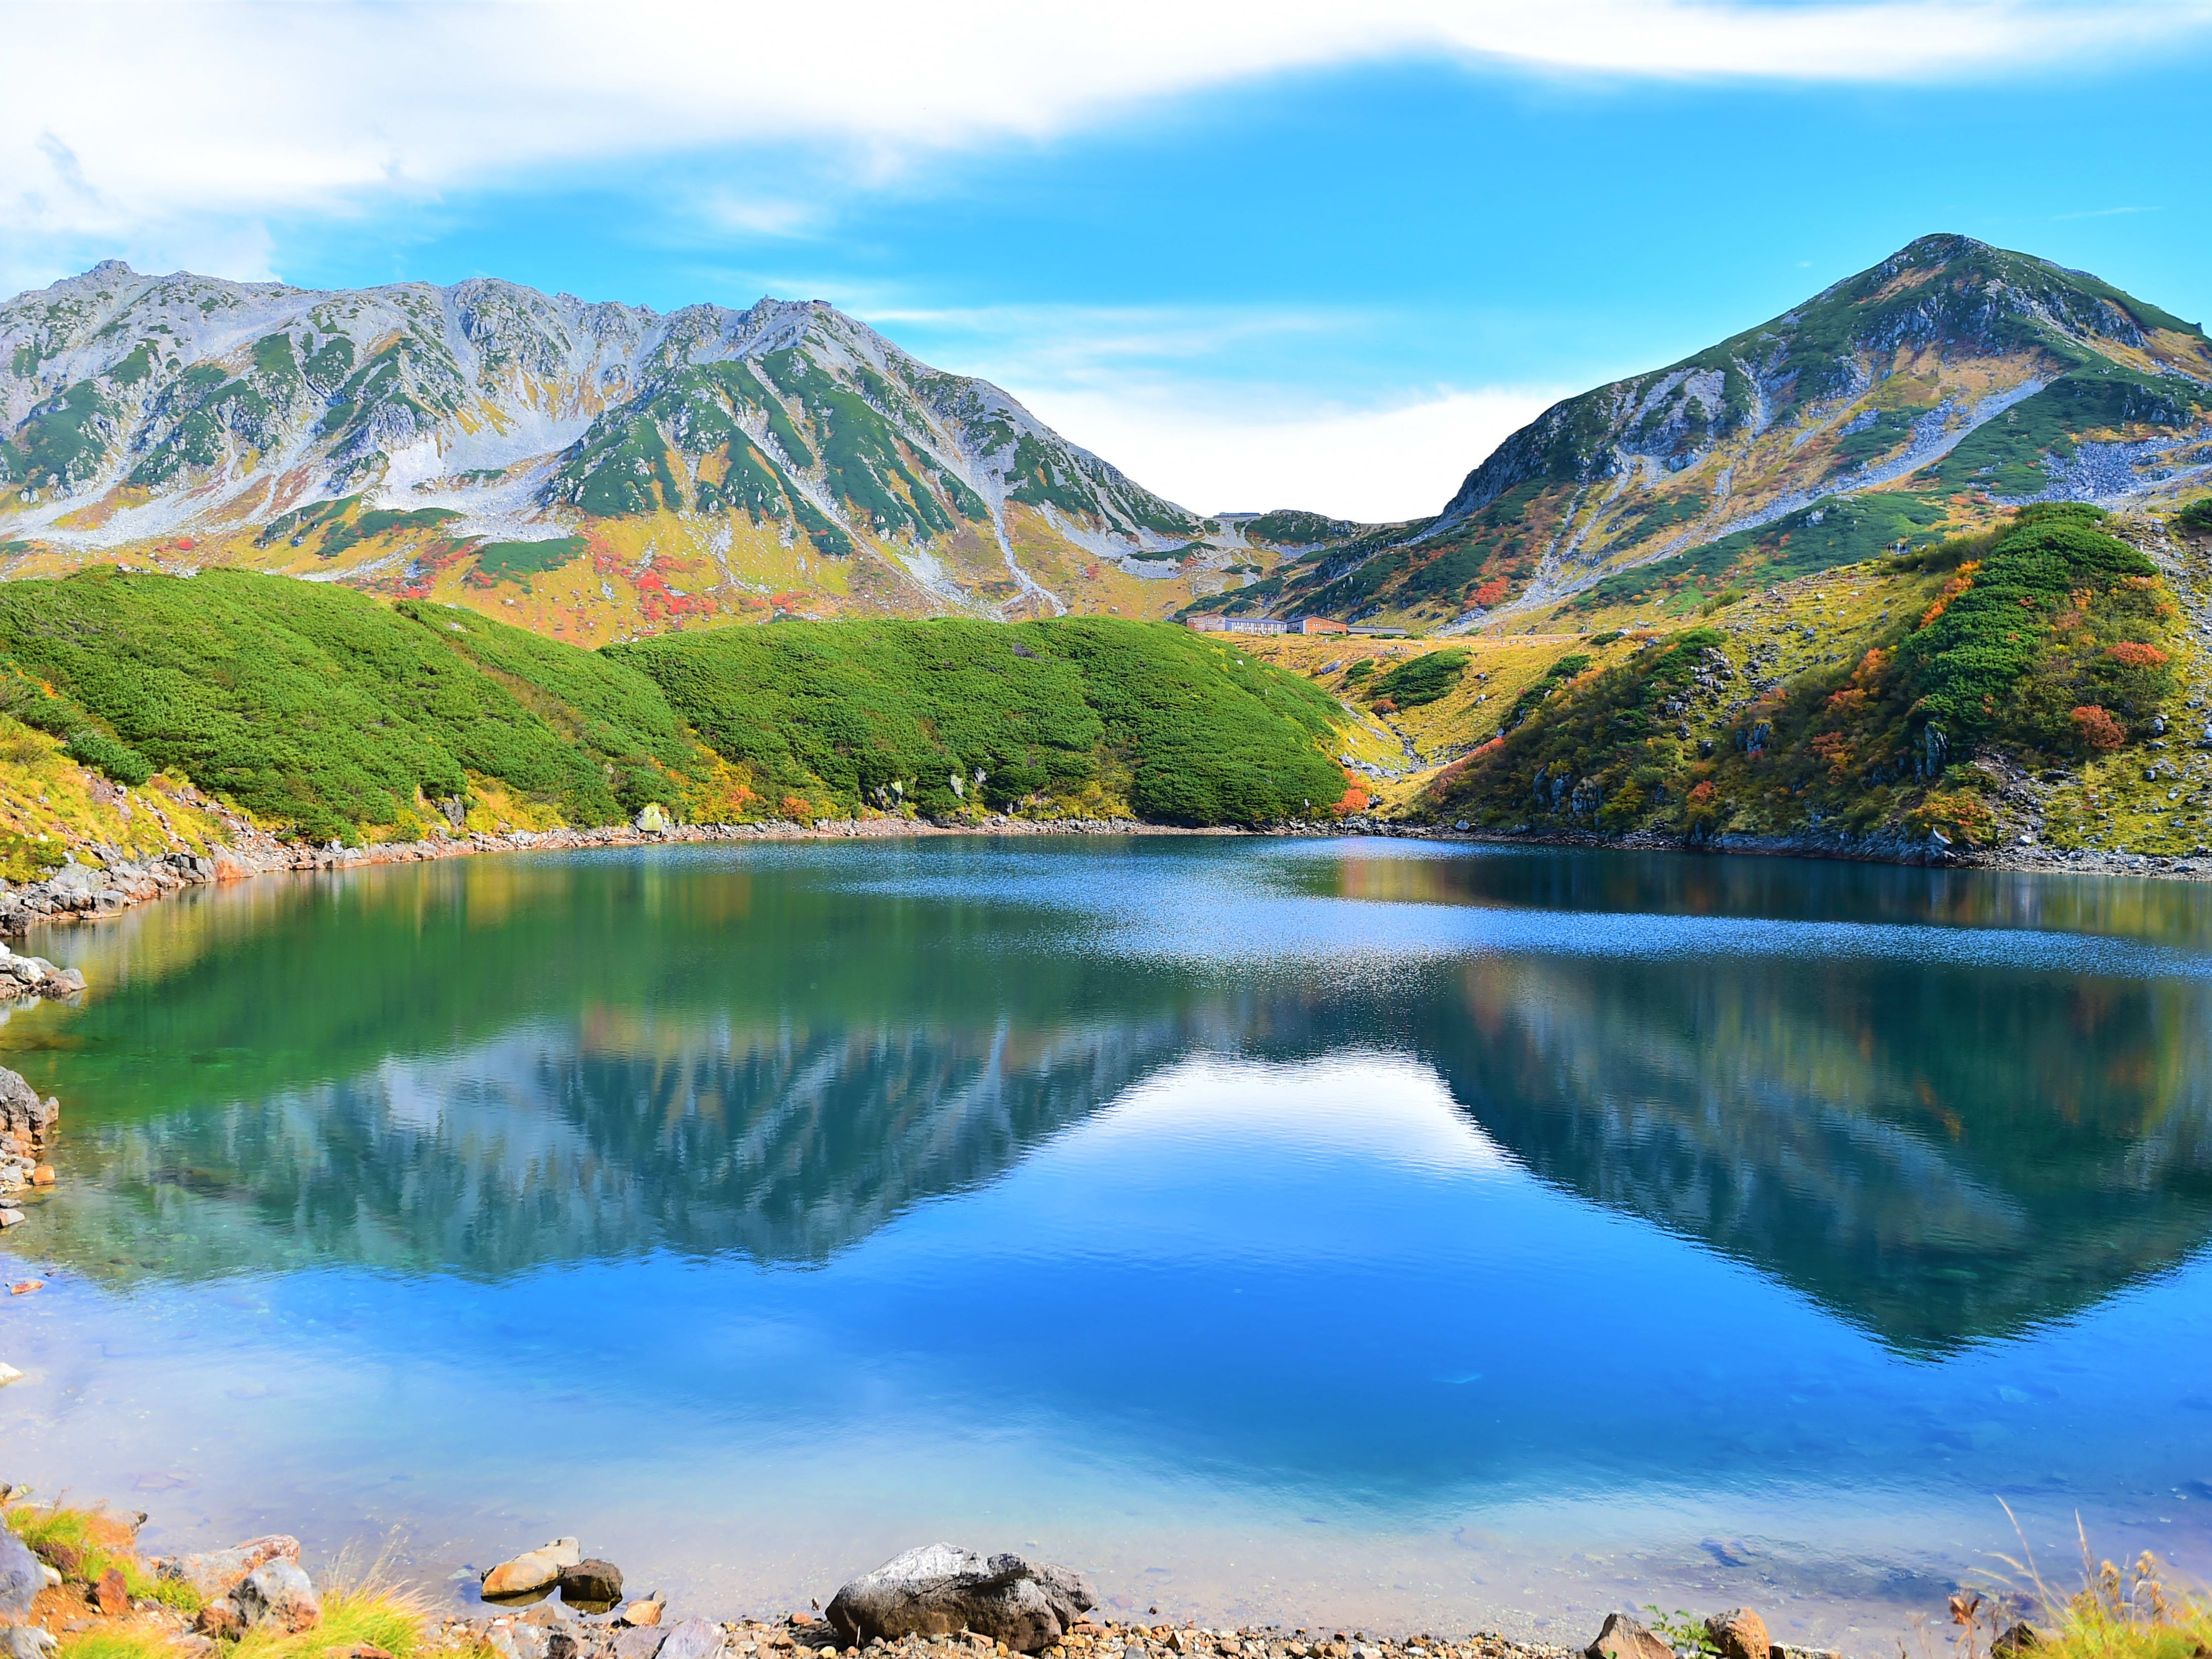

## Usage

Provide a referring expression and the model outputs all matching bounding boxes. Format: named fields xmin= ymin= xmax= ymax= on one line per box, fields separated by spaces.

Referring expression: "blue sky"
xmin=5 ymin=1 xmax=2210 ymax=519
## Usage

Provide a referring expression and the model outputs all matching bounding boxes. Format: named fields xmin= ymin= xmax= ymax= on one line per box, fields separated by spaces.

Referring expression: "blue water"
xmin=3 ymin=838 xmax=2210 ymax=1650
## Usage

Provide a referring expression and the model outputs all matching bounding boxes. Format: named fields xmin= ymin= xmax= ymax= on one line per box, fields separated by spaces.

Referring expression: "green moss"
xmin=613 ymin=617 xmax=1346 ymax=825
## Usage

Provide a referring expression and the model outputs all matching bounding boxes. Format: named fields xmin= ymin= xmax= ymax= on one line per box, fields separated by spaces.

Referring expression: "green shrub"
xmin=1372 ymin=649 xmax=1468 ymax=709
xmin=64 ymin=727 xmax=152 ymax=786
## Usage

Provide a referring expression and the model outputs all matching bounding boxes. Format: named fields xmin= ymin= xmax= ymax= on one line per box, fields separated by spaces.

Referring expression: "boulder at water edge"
xmin=1585 ymin=1615 xmax=1674 ymax=1659
xmin=826 ymin=1543 xmax=1096 ymax=1653
xmin=560 ymin=1559 xmax=624 ymax=1604
xmin=235 ymin=1559 xmax=322 ymax=1633
xmin=1705 ymin=1609 xmax=1770 ymax=1659
xmin=0 ymin=1524 xmax=43 ymax=1615
xmin=483 ymin=1539 xmax=583 ymax=1598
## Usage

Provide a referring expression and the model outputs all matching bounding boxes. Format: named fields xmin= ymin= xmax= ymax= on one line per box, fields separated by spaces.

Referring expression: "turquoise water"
xmin=3 ymin=838 xmax=2210 ymax=1650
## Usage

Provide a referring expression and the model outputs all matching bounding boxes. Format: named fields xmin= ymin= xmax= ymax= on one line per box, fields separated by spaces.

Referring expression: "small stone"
xmin=0 ymin=1211 xmax=23 ymax=1229
xmin=236 ymin=1559 xmax=322 ymax=1633
xmin=1991 ymin=1627 xmax=2042 ymax=1658
xmin=616 ymin=1632 xmax=671 ymax=1659
xmin=94 ymin=1566 xmax=131 ymax=1617
xmin=28 ymin=1167 xmax=52 ymax=1187
xmin=1705 ymin=1610 xmax=1769 ymax=1659
xmin=621 ymin=1599 xmax=666 ymax=1629
xmin=159 ymin=1536 xmax=301 ymax=1602
xmin=8 ymin=1281 xmax=40 ymax=1295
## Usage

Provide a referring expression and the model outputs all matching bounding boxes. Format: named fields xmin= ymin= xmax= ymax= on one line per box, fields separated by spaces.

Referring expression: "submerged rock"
xmin=484 ymin=1539 xmax=583 ymax=1599
xmin=1584 ymin=1614 xmax=1673 ymax=1659
xmin=826 ymin=1543 xmax=1095 ymax=1653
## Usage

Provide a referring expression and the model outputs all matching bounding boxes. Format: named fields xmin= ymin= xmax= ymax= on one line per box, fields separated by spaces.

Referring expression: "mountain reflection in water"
xmin=12 ymin=838 xmax=2210 ymax=1356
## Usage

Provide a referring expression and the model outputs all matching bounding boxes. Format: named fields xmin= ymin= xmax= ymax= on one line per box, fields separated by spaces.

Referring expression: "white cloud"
xmin=1011 ymin=382 xmax=1566 ymax=522
xmin=1 ymin=1 xmax=2205 ymax=266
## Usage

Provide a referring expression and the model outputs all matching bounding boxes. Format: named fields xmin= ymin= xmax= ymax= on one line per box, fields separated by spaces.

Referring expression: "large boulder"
xmin=826 ymin=1544 xmax=1095 ymax=1653
xmin=0 ymin=1525 xmax=42 ymax=1616
xmin=157 ymin=1535 xmax=300 ymax=1602
xmin=483 ymin=1539 xmax=583 ymax=1599
xmin=1585 ymin=1614 xmax=1674 ymax=1659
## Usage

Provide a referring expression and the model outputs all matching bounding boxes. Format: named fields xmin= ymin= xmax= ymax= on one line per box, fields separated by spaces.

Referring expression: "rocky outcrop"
xmin=0 ymin=1526 xmax=42 ymax=1616
xmin=826 ymin=1545 xmax=1095 ymax=1653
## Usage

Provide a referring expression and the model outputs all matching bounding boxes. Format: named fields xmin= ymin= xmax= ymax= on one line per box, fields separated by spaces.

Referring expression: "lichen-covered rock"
xmin=826 ymin=1544 xmax=1095 ymax=1653
xmin=236 ymin=1558 xmax=321 ymax=1633
xmin=158 ymin=1535 xmax=299 ymax=1601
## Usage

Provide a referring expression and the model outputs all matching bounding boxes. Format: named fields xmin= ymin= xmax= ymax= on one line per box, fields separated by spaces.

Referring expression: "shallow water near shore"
xmin=4 ymin=837 xmax=2211 ymax=1652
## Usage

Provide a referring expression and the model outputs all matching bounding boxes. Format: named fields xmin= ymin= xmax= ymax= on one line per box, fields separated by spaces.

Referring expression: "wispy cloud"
xmin=2 ymin=1 xmax=2206 ymax=275
xmin=2052 ymin=204 xmax=2163 ymax=221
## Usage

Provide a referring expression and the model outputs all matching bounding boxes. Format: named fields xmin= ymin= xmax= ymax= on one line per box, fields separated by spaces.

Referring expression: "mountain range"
xmin=3 ymin=235 xmax=2209 ymax=643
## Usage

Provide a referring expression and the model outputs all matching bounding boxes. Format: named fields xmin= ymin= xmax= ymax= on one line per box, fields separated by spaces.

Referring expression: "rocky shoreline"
xmin=2 ymin=802 xmax=2204 ymax=951
xmin=1 ymin=1505 xmax=1877 ymax=1659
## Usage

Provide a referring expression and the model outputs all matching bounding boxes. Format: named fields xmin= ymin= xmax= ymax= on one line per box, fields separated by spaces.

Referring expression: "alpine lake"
xmin=4 ymin=836 xmax=2210 ymax=1652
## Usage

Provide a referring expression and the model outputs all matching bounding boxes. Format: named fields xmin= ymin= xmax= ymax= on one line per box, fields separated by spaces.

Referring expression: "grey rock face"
xmin=0 ymin=1525 xmax=44 ymax=1616
xmin=0 ymin=1066 xmax=56 ymax=1146
xmin=826 ymin=1543 xmax=1096 ymax=1654
xmin=1 ymin=1628 xmax=58 ymax=1659
xmin=652 ymin=1620 xmax=726 ymax=1659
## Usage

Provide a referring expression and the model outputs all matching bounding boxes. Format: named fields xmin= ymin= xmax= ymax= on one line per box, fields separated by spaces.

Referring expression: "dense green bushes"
xmin=1371 ymin=649 xmax=1467 ymax=709
xmin=615 ymin=616 xmax=1348 ymax=825
xmin=0 ymin=569 xmax=701 ymax=841
xmin=0 ymin=571 xmax=1348 ymax=838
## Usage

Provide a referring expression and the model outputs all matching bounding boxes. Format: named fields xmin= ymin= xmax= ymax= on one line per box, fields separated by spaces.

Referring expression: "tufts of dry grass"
xmin=1929 ymin=1510 xmax=2212 ymax=1659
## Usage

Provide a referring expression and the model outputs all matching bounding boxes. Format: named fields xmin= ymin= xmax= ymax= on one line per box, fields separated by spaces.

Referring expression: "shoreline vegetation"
xmin=2 ymin=1493 xmax=2206 ymax=1659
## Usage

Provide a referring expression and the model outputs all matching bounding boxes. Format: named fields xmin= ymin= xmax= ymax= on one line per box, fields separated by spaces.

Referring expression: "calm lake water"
xmin=4 ymin=838 xmax=2211 ymax=1652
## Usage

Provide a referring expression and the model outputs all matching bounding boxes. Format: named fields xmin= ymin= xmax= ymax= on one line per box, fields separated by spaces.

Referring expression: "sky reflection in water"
xmin=2 ymin=838 xmax=2209 ymax=1650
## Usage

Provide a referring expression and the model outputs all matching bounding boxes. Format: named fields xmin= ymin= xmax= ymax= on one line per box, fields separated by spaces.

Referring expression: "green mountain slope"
xmin=1188 ymin=235 xmax=2212 ymax=633
xmin=1416 ymin=504 xmax=2210 ymax=855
